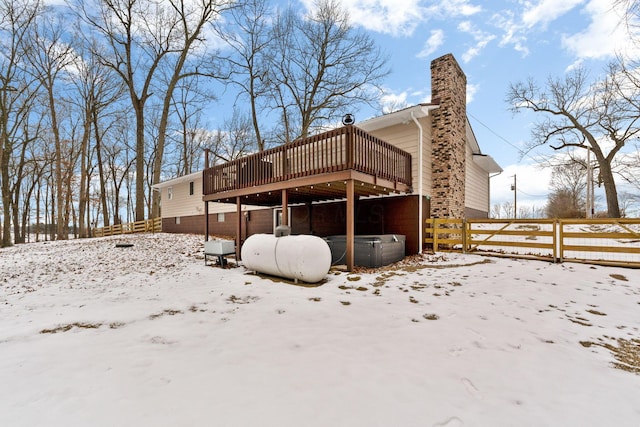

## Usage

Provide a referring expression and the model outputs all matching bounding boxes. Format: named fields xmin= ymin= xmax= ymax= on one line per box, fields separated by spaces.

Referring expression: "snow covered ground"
xmin=1 ymin=233 xmax=639 ymax=427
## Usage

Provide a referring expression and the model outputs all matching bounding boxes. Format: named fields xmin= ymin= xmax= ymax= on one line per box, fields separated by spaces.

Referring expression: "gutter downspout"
xmin=411 ymin=111 xmax=423 ymax=254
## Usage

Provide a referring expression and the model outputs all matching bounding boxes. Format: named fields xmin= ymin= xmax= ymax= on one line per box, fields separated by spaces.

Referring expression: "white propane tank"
xmin=241 ymin=234 xmax=331 ymax=283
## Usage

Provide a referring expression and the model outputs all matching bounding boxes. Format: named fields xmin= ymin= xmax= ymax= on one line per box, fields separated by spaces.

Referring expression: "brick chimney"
xmin=429 ymin=53 xmax=467 ymax=218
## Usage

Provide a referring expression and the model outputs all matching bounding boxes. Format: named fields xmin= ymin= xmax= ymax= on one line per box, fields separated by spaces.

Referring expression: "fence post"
xmin=462 ymin=219 xmax=467 ymax=253
xmin=433 ymin=219 xmax=439 ymax=252
xmin=556 ymin=219 xmax=562 ymax=263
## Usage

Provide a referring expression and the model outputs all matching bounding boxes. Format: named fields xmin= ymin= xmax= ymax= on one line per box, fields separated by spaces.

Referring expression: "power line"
xmin=469 ymin=111 xmax=552 ymax=200
xmin=517 ymin=188 xmax=548 ymax=198
xmin=468 ymin=112 xmax=540 ymax=163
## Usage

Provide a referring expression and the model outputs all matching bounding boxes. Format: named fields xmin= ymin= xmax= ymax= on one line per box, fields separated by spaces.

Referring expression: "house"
xmin=153 ymin=53 xmax=502 ymax=270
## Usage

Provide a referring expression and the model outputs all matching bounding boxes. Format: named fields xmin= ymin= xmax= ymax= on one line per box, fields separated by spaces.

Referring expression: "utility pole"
xmin=586 ymin=148 xmax=593 ymax=218
xmin=511 ymin=174 xmax=517 ymax=219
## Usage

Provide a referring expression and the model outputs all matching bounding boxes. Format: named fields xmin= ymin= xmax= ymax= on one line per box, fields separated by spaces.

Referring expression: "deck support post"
xmin=204 ymin=201 xmax=209 ymax=241
xmin=346 ymin=179 xmax=355 ymax=271
xmin=236 ymin=197 xmax=242 ymax=260
xmin=282 ymin=189 xmax=288 ymax=226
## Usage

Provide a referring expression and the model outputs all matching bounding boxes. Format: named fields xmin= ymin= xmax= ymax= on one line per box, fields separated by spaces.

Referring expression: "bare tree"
xmin=217 ymin=0 xmax=272 ymax=151
xmin=545 ymin=161 xmax=587 ymax=218
xmin=491 ymin=203 xmax=501 ymax=219
xmin=104 ymin=129 xmax=135 ymax=226
xmin=268 ymin=0 xmax=389 ymax=142
xmin=74 ymin=0 xmax=152 ymax=222
xmin=74 ymin=0 xmax=231 ymax=222
xmin=27 ymin=9 xmax=76 ymax=239
xmin=501 ymin=201 xmax=514 ymax=218
xmin=546 ymin=189 xmax=582 ymax=218
xmin=149 ymin=0 xmax=232 ymax=219
xmin=614 ymin=0 xmax=640 ymax=45
xmin=507 ymin=65 xmax=640 ymax=217
xmin=0 ymin=0 xmax=42 ymax=247
xmin=619 ymin=191 xmax=637 ymax=217
xmin=169 ymin=83 xmax=214 ymax=176
xmin=619 ymin=147 xmax=640 ymax=191
xmin=206 ymin=110 xmax=258 ymax=164
xmin=68 ymin=35 xmax=126 ymax=234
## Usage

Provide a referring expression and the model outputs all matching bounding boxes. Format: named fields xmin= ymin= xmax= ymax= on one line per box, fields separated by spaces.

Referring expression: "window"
xmin=189 ymin=181 xmax=194 ymax=196
xmin=167 ymin=187 xmax=173 ymax=200
xmin=175 ymin=216 xmax=181 ymax=224
xmin=217 ymin=213 xmax=225 ymax=222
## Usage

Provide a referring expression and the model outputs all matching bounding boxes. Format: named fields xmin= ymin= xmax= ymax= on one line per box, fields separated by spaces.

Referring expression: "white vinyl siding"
xmin=161 ymin=176 xmax=204 ymax=218
xmin=366 ymin=117 xmax=432 ymax=195
xmin=155 ymin=172 xmax=265 ymax=219
xmin=465 ymin=145 xmax=490 ymax=213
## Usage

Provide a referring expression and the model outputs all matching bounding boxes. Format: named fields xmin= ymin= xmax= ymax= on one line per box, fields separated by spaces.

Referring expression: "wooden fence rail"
xmin=92 ymin=218 xmax=162 ymax=238
xmin=425 ymin=218 xmax=640 ymax=268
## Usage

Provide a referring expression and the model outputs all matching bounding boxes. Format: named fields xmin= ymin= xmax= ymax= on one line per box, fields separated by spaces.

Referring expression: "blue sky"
xmin=292 ymin=0 xmax=639 ymax=215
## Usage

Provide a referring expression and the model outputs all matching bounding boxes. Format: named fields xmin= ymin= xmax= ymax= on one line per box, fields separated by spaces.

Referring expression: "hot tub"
xmin=324 ymin=234 xmax=406 ymax=268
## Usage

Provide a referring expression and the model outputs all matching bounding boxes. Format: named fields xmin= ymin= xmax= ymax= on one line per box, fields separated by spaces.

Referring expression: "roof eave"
xmin=152 ymin=171 xmax=201 ymax=189
xmin=473 ymin=154 xmax=503 ymax=174
xmin=357 ymin=104 xmax=438 ymax=132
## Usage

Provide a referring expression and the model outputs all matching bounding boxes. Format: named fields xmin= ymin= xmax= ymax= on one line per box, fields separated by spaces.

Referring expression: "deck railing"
xmin=203 ymin=126 xmax=412 ymax=195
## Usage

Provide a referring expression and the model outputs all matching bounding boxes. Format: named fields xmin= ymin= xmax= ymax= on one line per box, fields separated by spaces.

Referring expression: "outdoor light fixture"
xmin=342 ymin=114 xmax=355 ymax=125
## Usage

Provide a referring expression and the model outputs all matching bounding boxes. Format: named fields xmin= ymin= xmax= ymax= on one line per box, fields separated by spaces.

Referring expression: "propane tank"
xmin=241 ymin=234 xmax=331 ymax=283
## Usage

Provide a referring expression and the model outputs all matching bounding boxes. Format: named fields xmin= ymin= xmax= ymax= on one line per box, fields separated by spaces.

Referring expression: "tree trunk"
xmin=35 ymin=182 xmax=41 ymax=242
xmin=48 ymin=174 xmax=55 ymax=241
xmin=1 ymin=141 xmax=12 ymax=247
xmin=78 ymin=105 xmax=92 ymax=238
xmin=599 ymin=161 xmax=621 ymax=217
xmin=151 ymin=112 xmax=167 ymax=219
xmin=135 ymin=103 xmax=145 ymax=222
xmin=12 ymin=180 xmax=23 ymax=244
xmin=48 ymin=84 xmax=66 ymax=240
xmin=93 ymin=109 xmax=109 ymax=227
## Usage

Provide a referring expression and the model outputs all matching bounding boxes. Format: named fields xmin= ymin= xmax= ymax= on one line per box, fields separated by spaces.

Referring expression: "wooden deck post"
xmin=236 ymin=197 xmax=242 ymax=260
xmin=282 ymin=189 xmax=288 ymax=226
xmin=204 ymin=201 xmax=209 ymax=241
xmin=346 ymin=179 xmax=355 ymax=271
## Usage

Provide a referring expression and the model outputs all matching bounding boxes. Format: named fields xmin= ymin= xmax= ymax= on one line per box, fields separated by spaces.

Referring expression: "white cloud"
xmin=416 ymin=29 xmax=445 ymax=59
xmin=379 ymin=89 xmax=410 ymax=113
xmin=494 ymin=0 xmax=640 ymax=61
xmin=492 ymin=0 xmax=585 ymax=58
xmin=521 ymin=0 xmax=585 ymax=29
xmin=467 ymin=82 xmax=479 ymax=104
xmin=299 ymin=0 xmax=426 ymax=37
xmin=458 ymin=21 xmax=496 ymax=62
xmin=565 ymin=58 xmax=584 ymax=73
xmin=300 ymin=0 xmax=481 ymax=37
xmin=439 ymin=0 xmax=483 ymax=17
xmin=561 ymin=0 xmax=640 ymax=60
xmin=493 ymin=11 xmax=530 ymax=56
xmin=490 ymin=162 xmax=552 ymax=209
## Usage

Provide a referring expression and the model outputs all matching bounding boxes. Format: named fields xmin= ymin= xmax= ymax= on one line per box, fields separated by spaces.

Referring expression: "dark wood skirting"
xmin=163 ymin=195 xmax=429 ymax=255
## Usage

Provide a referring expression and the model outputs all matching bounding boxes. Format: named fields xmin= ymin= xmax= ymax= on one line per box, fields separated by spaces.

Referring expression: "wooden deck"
xmin=202 ymin=125 xmax=413 ymax=272
xmin=202 ymin=125 xmax=412 ymax=205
